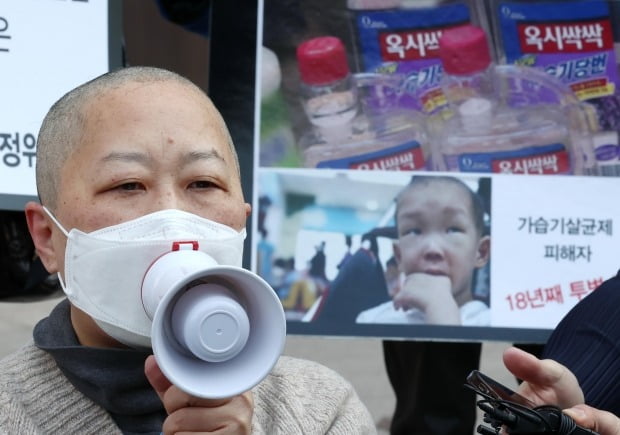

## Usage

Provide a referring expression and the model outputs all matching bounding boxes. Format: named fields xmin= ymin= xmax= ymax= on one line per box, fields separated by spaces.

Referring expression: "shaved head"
xmin=36 ymin=66 xmax=240 ymax=210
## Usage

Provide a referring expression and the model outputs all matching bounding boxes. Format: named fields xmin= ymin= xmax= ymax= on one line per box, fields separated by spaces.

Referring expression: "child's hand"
xmin=144 ymin=355 xmax=254 ymax=435
xmin=392 ymin=273 xmax=460 ymax=324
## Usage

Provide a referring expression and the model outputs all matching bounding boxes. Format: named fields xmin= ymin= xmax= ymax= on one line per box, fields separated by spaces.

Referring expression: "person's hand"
xmin=502 ymin=346 xmax=584 ymax=409
xmin=144 ymin=355 xmax=253 ymax=434
xmin=563 ymin=404 xmax=620 ymax=435
xmin=392 ymin=273 xmax=460 ymax=324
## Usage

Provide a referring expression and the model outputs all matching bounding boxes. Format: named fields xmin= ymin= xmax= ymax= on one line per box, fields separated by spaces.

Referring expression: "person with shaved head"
xmin=0 ymin=66 xmax=374 ymax=435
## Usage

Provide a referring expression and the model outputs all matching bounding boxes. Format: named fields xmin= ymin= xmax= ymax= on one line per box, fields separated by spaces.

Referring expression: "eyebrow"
xmin=398 ymin=206 xmax=471 ymax=222
xmin=99 ymin=149 xmax=228 ymax=168
xmin=100 ymin=152 xmax=152 ymax=167
xmin=180 ymin=150 xmax=227 ymax=167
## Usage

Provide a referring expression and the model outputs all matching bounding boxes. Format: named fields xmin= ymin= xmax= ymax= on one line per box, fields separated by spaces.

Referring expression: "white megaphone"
xmin=141 ymin=244 xmax=286 ymax=399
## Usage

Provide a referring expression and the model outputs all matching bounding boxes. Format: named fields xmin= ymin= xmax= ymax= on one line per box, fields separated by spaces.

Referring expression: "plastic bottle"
xmin=259 ymin=47 xmax=299 ymax=167
xmin=434 ymin=24 xmax=594 ymax=175
xmin=296 ymin=35 xmax=429 ymax=170
xmin=297 ymin=36 xmax=359 ymax=144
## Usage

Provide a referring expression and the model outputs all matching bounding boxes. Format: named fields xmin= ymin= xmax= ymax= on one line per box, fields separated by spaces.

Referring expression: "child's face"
xmin=393 ymin=181 xmax=490 ymax=304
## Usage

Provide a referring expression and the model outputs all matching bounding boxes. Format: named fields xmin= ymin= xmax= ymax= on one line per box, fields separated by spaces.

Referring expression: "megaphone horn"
xmin=142 ymin=247 xmax=286 ymax=399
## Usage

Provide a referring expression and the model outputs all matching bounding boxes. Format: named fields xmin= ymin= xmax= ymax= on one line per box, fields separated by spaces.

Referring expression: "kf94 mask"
xmin=44 ymin=208 xmax=246 ymax=348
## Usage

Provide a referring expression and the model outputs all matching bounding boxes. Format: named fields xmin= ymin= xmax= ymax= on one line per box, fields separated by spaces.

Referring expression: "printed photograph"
xmin=257 ymin=0 xmax=620 ymax=176
xmin=254 ymin=169 xmax=492 ymax=330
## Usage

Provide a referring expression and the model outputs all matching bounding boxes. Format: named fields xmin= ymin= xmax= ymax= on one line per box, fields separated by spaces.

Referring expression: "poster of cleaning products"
xmin=251 ymin=0 xmax=620 ymax=341
xmin=0 ymin=0 xmax=111 ymax=210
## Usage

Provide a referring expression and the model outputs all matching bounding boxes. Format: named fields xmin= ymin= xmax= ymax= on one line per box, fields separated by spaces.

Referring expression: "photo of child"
xmin=356 ymin=175 xmax=491 ymax=326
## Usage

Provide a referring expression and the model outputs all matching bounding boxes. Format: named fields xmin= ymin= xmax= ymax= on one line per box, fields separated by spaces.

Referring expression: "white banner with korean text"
xmin=0 ymin=0 xmax=109 ymax=203
xmin=491 ymin=175 xmax=618 ymax=329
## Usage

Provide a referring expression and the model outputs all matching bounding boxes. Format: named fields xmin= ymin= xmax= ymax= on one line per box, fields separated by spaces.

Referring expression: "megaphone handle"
xmin=146 ymin=355 xmax=236 ymax=406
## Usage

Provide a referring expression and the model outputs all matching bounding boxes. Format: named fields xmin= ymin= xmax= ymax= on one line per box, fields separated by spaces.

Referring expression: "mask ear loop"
xmin=42 ymin=206 xmax=70 ymax=238
xmin=41 ymin=206 xmax=71 ymax=292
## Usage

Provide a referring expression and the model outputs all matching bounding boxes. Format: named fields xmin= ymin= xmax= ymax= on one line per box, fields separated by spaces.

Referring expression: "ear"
xmin=25 ymin=202 xmax=60 ymax=274
xmin=474 ymin=235 xmax=491 ymax=269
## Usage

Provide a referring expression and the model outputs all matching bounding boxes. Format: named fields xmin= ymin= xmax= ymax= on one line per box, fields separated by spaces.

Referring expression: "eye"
xmin=447 ymin=226 xmax=465 ymax=233
xmin=401 ymin=227 xmax=421 ymax=237
xmin=188 ymin=179 xmax=220 ymax=189
xmin=114 ymin=182 xmax=145 ymax=192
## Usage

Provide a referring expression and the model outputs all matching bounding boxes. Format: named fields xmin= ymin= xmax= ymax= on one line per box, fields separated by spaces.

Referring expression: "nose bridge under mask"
xmin=45 ymin=208 xmax=242 ymax=240
xmin=159 ymin=220 xmax=206 ymax=240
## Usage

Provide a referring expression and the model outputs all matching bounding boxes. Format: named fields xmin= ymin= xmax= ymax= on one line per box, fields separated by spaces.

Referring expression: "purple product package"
xmin=351 ymin=2 xmax=473 ymax=113
xmin=494 ymin=0 xmax=620 ymax=173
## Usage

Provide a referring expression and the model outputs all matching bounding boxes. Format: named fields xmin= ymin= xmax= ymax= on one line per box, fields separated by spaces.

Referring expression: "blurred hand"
xmin=392 ymin=273 xmax=459 ymax=324
xmin=145 ymin=355 xmax=253 ymax=434
xmin=563 ymin=404 xmax=620 ymax=435
xmin=502 ymin=346 xmax=584 ymax=409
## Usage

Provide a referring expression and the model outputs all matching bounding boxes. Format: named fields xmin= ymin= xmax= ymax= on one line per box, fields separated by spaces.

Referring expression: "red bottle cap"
xmin=439 ymin=25 xmax=492 ymax=75
xmin=297 ymin=36 xmax=350 ymax=85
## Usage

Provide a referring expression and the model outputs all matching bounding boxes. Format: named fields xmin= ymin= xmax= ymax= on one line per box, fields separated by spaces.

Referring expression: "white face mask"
xmin=44 ymin=208 xmax=246 ymax=348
